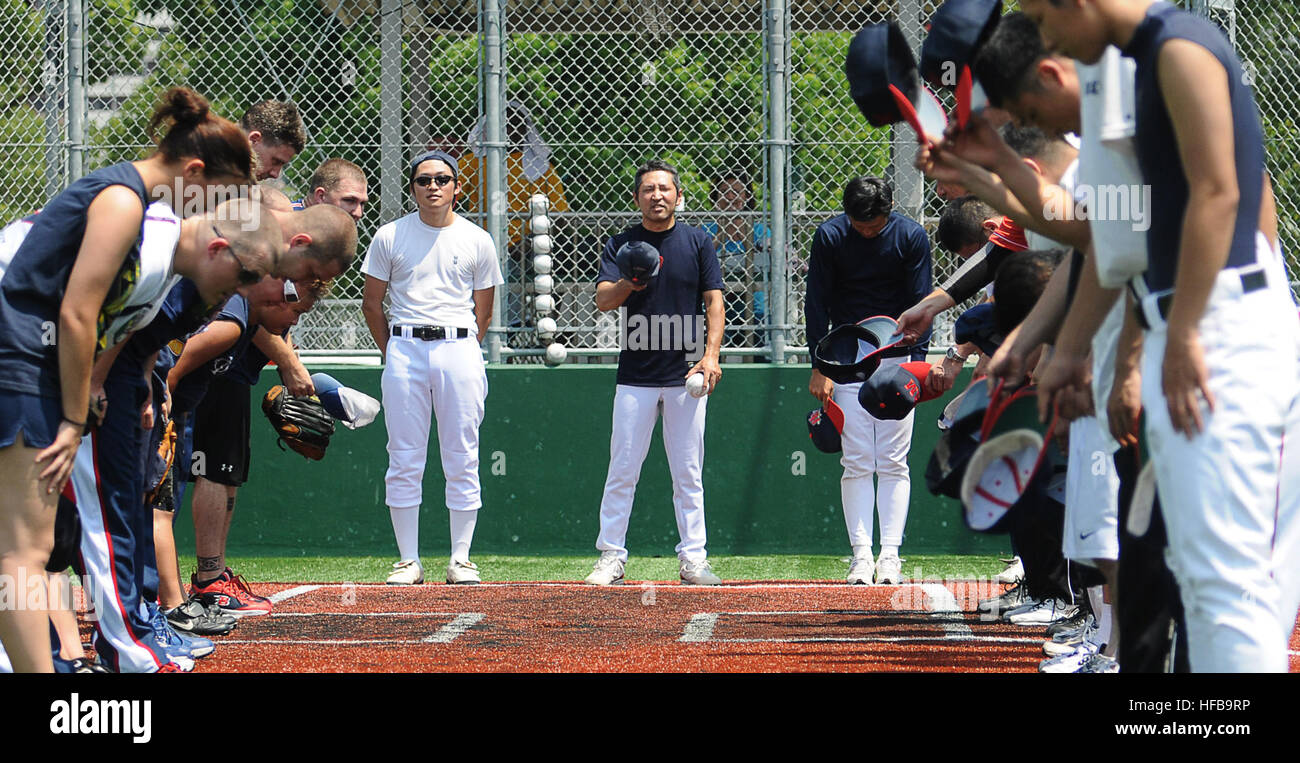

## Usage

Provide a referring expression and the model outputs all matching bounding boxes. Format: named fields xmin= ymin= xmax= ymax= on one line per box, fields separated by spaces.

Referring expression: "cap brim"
xmin=955 ymin=67 xmax=992 ymax=130
xmin=889 ymin=83 xmax=948 ymax=143
xmin=961 ymin=429 xmax=1044 ymax=532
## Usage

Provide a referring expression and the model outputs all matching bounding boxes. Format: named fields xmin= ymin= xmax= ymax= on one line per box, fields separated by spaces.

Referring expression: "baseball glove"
xmin=262 ymin=385 xmax=335 ymax=461
xmin=145 ymin=418 xmax=177 ymax=509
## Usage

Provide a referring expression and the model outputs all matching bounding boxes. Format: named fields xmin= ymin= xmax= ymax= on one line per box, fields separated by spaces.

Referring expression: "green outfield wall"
xmin=174 ymin=365 xmax=1008 ymax=558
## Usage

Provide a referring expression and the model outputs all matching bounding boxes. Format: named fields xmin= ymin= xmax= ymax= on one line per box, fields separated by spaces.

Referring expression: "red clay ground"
xmin=146 ymin=581 xmax=1300 ymax=673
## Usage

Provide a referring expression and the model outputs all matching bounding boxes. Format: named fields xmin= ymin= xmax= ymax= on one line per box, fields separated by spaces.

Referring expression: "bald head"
xmin=269 ymin=204 xmax=358 ymax=282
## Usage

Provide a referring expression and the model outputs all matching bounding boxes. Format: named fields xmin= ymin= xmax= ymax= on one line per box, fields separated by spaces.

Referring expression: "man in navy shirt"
xmin=585 ymin=159 xmax=725 ymax=586
xmin=805 ymin=177 xmax=933 ymax=585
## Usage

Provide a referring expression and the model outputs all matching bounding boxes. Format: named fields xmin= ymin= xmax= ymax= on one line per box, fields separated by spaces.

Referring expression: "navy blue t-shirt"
xmin=598 ymin=222 xmax=724 ymax=387
xmin=168 ymin=294 xmax=282 ymax=414
xmin=1123 ymin=2 xmax=1265 ymax=292
xmin=0 ymin=162 xmax=148 ymax=396
xmin=804 ymin=212 xmax=933 ymax=360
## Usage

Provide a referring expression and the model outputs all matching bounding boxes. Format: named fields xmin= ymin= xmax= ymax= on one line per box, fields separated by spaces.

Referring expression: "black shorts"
xmin=188 ymin=377 xmax=251 ymax=487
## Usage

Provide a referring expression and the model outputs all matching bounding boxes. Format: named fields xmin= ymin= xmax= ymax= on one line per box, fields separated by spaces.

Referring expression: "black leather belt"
xmin=1132 ymin=268 xmax=1268 ymax=331
xmin=392 ymin=325 xmax=471 ymax=340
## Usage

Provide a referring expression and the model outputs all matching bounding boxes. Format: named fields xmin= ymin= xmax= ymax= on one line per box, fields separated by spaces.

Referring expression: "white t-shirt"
xmin=362 ymin=213 xmax=504 ymax=330
xmin=0 ymin=201 xmax=181 ymax=348
xmin=1076 ymin=46 xmax=1147 ymax=289
xmin=1026 ymin=158 xmax=1080 ymax=252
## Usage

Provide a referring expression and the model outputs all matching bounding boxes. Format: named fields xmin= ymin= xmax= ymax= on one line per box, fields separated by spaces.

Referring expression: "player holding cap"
xmin=805 ymin=177 xmax=933 ymax=585
xmin=362 ymin=150 xmax=503 ymax=586
xmin=585 ymin=159 xmax=725 ymax=586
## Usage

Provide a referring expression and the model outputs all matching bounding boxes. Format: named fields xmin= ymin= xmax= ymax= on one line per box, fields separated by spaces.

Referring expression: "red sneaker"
xmin=190 ymin=568 xmax=272 ymax=617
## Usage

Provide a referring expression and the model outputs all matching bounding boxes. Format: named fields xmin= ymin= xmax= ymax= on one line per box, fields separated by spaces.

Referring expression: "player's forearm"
xmin=1166 ymin=190 xmax=1237 ymax=336
xmin=361 ymin=300 xmax=390 ymax=356
xmin=472 ymin=288 xmax=494 ymax=343
xmin=703 ymin=292 xmax=724 ymax=360
xmin=90 ymin=340 xmax=127 ymax=391
xmin=1114 ymin=293 xmax=1145 ymax=380
xmin=594 ymin=280 xmax=634 ymax=312
xmin=253 ymin=331 xmax=301 ymax=370
xmin=56 ymin=313 xmax=96 ymax=425
xmin=994 ymin=161 xmax=1092 ymax=251
xmin=1053 ymin=247 xmax=1121 ymax=358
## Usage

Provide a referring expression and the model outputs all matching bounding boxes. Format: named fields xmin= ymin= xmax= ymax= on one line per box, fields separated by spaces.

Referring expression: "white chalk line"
xmin=228 ymin=610 xmax=485 ymax=646
xmin=268 ymin=584 xmax=322 ymax=603
xmin=423 ymin=613 xmax=486 ymax=644
xmin=680 ymin=613 xmax=719 ymax=643
xmin=264 ymin=581 xmax=999 ymax=592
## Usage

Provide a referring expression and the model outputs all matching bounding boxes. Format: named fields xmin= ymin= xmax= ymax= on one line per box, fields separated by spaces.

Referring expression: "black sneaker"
xmin=1045 ymin=603 xmax=1091 ymax=638
xmin=70 ymin=658 xmax=112 ymax=674
xmin=166 ymin=596 xmax=238 ymax=636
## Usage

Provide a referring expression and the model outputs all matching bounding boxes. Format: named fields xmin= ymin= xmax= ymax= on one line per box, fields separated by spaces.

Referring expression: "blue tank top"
xmin=0 ymin=162 xmax=149 ymax=396
xmin=1123 ymin=2 xmax=1264 ymax=292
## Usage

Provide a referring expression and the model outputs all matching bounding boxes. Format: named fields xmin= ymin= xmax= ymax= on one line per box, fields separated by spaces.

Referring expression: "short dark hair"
xmin=1000 ymin=124 xmax=1053 ymax=160
xmin=992 ymin=249 xmax=1067 ymax=334
xmin=709 ymin=172 xmax=755 ymax=210
xmin=240 ymin=100 xmax=307 ymax=153
xmin=971 ymin=12 xmax=1046 ymax=109
xmin=842 ymin=176 xmax=892 ymax=221
xmin=937 ymin=195 xmax=996 ymax=253
xmin=634 ymin=159 xmax=681 ymax=195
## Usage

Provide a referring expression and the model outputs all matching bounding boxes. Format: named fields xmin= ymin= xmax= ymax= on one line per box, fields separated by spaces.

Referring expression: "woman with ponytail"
xmin=0 ymin=87 xmax=254 ymax=672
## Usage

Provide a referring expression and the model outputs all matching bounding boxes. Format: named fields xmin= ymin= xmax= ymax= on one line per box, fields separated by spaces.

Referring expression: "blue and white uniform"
xmin=804 ymin=212 xmax=932 ymax=561
xmin=1125 ymin=2 xmax=1300 ymax=672
xmin=594 ymin=222 xmax=723 ymax=563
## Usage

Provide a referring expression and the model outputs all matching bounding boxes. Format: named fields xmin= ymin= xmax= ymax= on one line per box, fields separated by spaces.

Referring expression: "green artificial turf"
xmin=212 ymin=554 xmax=1010 ymax=584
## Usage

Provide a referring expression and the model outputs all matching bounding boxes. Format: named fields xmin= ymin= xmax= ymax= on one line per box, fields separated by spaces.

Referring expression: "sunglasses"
xmin=413 ymin=174 xmax=455 ymax=188
xmin=211 ymin=225 xmax=263 ymax=286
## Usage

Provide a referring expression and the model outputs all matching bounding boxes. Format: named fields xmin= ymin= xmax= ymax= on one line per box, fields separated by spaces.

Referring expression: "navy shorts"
xmin=0 ymin=389 xmax=62 ymax=449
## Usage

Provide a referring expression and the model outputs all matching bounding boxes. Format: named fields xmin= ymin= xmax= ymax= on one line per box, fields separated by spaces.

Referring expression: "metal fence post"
xmin=892 ymin=0 xmax=923 ymax=221
xmin=765 ymin=0 xmax=790 ymax=363
xmin=379 ymin=0 xmax=403 ymax=236
xmin=67 ymin=0 xmax=85 ymax=182
xmin=482 ymin=0 xmax=507 ymax=363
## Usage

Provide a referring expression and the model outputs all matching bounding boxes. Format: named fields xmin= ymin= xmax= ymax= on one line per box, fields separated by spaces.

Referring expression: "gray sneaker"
xmin=679 ymin=559 xmax=722 ymax=586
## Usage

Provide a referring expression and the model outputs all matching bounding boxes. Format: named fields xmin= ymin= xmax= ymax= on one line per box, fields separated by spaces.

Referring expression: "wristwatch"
xmin=945 ymin=346 xmax=969 ymax=363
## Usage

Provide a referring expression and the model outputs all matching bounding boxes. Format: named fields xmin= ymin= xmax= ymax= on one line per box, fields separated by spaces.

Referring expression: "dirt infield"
xmin=176 ymin=581 xmax=1300 ymax=673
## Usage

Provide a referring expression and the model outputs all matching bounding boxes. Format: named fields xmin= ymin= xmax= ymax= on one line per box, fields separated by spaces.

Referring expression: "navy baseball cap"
xmin=954 ymin=303 xmax=1005 ymax=357
xmin=859 ymin=361 xmax=941 ymax=421
xmin=920 ymin=0 xmax=1002 ymax=127
xmin=845 ymin=21 xmax=948 ymax=140
xmin=807 ymin=399 xmax=846 ymax=454
xmin=813 ymin=315 xmax=906 ymax=385
xmin=408 ymin=150 xmax=459 ymax=184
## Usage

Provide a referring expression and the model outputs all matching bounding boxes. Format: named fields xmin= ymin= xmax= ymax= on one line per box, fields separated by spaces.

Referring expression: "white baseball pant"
xmin=596 ymin=384 xmax=708 ymax=563
xmin=1139 ymin=255 xmax=1300 ymax=672
xmin=1062 ymin=415 xmax=1120 ymax=563
xmin=381 ymin=335 xmax=487 ymax=512
xmin=834 ymin=356 xmax=915 ymax=552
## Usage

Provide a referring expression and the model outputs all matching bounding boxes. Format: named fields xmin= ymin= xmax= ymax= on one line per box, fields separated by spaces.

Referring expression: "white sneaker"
xmin=446 ymin=559 xmax=481 ymax=584
xmin=846 ymin=556 xmax=874 ymax=585
xmin=1008 ymin=598 xmax=1078 ymax=626
xmin=1038 ymin=641 xmax=1100 ymax=673
xmin=994 ymin=556 xmax=1024 ymax=584
xmin=679 ymin=558 xmax=722 ymax=586
xmin=1077 ymin=653 xmax=1120 ymax=673
xmin=874 ymin=552 xmax=902 ymax=584
xmin=584 ymin=551 xmax=625 ymax=586
xmin=386 ymin=559 xmax=424 ymax=585
xmin=997 ymin=595 xmax=1042 ymax=620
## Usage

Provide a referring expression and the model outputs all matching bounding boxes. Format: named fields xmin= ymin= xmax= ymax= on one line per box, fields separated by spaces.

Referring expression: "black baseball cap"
xmin=954 ymin=302 xmax=1005 ymax=357
xmin=920 ymin=0 xmax=1003 ymax=126
xmin=408 ymin=150 xmax=459 ymax=184
xmin=807 ymin=399 xmax=846 ymax=454
xmin=859 ymin=361 xmax=941 ymax=421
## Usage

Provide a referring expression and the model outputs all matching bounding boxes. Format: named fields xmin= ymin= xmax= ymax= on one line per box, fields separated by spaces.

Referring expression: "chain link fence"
xmin=1 ymin=0 xmax=1293 ymax=359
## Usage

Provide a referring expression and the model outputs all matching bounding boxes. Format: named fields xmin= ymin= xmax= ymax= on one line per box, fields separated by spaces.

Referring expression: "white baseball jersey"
xmin=361 ymin=213 xmax=503 ymax=329
xmin=0 ymin=202 xmax=181 ymax=348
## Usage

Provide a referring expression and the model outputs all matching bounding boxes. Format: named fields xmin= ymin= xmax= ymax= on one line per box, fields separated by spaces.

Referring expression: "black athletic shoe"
xmin=1045 ymin=604 xmax=1091 ymax=638
xmin=166 ymin=596 xmax=238 ymax=636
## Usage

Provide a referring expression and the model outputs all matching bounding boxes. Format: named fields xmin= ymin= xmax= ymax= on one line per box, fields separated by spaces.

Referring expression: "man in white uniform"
xmin=361 ymin=150 xmax=503 ymax=585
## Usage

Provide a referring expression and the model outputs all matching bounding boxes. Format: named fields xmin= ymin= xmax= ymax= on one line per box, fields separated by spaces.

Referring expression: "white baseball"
xmin=544 ymin=342 xmax=567 ymax=366
xmin=529 ymin=215 xmax=551 ymax=236
xmin=686 ymin=372 xmax=707 ymax=398
xmin=533 ymin=254 xmax=552 ymax=274
xmin=533 ymin=274 xmax=553 ymax=295
xmin=537 ymin=316 xmax=557 ymax=341
xmin=532 ymin=234 xmax=552 ymax=255
xmin=529 ymin=193 xmax=550 ymax=216
xmin=533 ymin=294 xmax=554 ymax=315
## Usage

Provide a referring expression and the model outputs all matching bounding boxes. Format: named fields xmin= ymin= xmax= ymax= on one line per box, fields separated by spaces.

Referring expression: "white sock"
xmin=389 ymin=506 xmax=421 ymax=563
xmin=450 ymin=509 xmax=478 ymax=563
xmin=880 ymin=544 xmax=900 ymax=559
xmin=852 ymin=544 xmax=872 ymax=561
